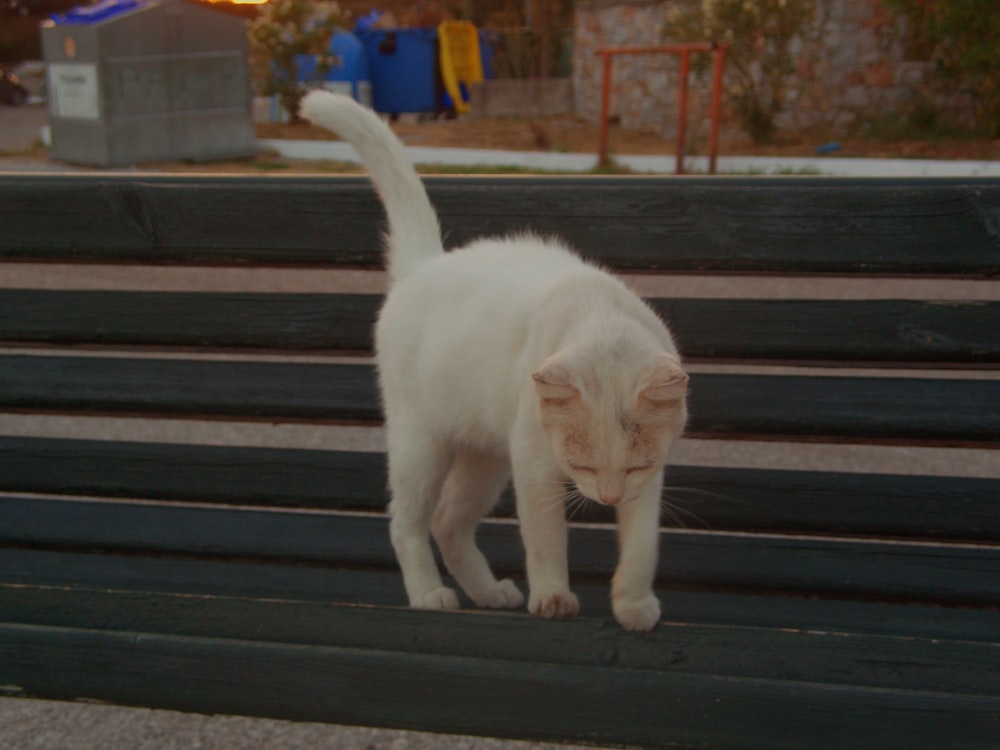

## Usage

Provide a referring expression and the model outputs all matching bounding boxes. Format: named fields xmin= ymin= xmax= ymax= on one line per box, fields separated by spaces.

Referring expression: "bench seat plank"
xmin=2 ymin=617 xmax=998 ymax=750
xmin=4 ymin=549 xmax=997 ymax=642
xmin=4 ymin=586 xmax=998 ymax=695
xmin=4 ymin=497 xmax=998 ymax=604
xmin=4 ymin=355 xmax=999 ymax=443
xmin=1 ymin=437 xmax=997 ymax=541
xmin=3 ymin=176 xmax=998 ymax=276
xmin=0 ymin=354 xmax=382 ymax=422
xmin=6 ymin=290 xmax=1000 ymax=364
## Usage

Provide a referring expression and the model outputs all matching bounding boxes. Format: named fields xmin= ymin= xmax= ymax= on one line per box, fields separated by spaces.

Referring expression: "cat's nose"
xmin=600 ymin=495 xmax=622 ymax=506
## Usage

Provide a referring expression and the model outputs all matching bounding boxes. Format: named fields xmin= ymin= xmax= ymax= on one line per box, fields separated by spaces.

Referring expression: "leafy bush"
xmin=885 ymin=0 xmax=1000 ymax=137
xmin=662 ymin=0 xmax=823 ymax=144
xmin=249 ymin=0 xmax=345 ymax=121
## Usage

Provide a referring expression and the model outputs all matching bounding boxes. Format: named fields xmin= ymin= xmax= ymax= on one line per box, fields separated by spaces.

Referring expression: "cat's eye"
xmin=568 ymin=463 xmax=595 ymax=474
xmin=626 ymin=465 xmax=653 ymax=474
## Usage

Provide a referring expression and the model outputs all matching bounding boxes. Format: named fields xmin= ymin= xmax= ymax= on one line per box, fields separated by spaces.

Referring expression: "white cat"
xmin=302 ymin=91 xmax=688 ymax=631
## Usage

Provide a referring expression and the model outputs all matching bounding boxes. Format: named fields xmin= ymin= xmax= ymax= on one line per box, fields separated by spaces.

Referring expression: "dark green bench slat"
xmin=0 ymin=355 xmax=382 ymax=422
xmin=5 ymin=355 xmax=999 ymax=442
xmin=687 ymin=373 xmax=1000 ymax=444
xmin=0 ymin=290 xmax=381 ymax=352
xmin=656 ymin=298 xmax=1000 ymax=364
xmin=3 ymin=621 xmax=998 ymax=750
xmin=7 ymin=290 xmax=1000 ymax=364
xmin=2 ymin=437 xmax=997 ymax=542
xmin=0 ymin=437 xmax=388 ymax=511
xmin=5 ymin=587 xmax=997 ymax=697
xmin=4 ymin=497 xmax=998 ymax=605
xmin=5 ymin=549 xmax=996 ymax=642
xmin=2 ymin=176 xmax=997 ymax=275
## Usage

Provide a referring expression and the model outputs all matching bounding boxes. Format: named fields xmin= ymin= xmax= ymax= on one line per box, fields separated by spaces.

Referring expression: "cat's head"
xmin=532 ymin=352 xmax=688 ymax=507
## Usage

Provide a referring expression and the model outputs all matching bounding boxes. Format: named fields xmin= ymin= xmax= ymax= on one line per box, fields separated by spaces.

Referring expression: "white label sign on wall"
xmin=48 ymin=63 xmax=100 ymax=120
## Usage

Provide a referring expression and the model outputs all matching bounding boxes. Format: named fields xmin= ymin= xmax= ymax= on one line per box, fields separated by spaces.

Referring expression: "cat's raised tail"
xmin=300 ymin=91 xmax=443 ymax=281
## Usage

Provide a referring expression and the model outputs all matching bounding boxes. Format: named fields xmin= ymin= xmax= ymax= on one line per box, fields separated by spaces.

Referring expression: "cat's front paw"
xmin=475 ymin=579 xmax=525 ymax=609
xmin=414 ymin=586 xmax=460 ymax=610
xmin=529 ymin=589 xmax=580 ymax=620
xmin=612 ymin=593 xmax=661 ymax=632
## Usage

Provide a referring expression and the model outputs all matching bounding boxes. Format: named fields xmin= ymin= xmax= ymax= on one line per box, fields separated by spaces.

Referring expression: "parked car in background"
xmin=0 ymin=67 xmax=29 ymax=106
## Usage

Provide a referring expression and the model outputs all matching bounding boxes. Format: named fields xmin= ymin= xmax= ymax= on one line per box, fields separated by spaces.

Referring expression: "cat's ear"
xmin=532 ymin=360 xmax=580 ymax=404
xmin=637 ymin=356 xmax=688 ymax=407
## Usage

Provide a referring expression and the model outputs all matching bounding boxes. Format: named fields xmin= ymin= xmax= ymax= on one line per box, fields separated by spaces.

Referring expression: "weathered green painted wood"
xmin=0 ymin=354 xmax=382 ymax=422
xmin=5 ymin=549 xmax=997 ymax=642
xmin=5 ymin=587 xmax=998 ymax=695
xmin=2 ymin=622 xmax=998 ymax=749
xmin=2 ymin=437 xmax=998 ymax=541
xmin=4 ymin=355 xmax=999 ymax=442
xmin=0 ymin=290 xmax=381 ymax=352
xmin=6 ymin=290 xmax=1000 ymax=364
xmin=0 ymin=548 xmax=403 ymax=608
xmin=653 ymin=298 xmax=1000 ymax=364
xmin=685 ymin=373 xmax=1000 ymax=444
xmin=2 ymin=176 xmax=997 ymax=275
xmin=4 ymin=497 xmax=999 ymax=604
xmin=0 ymin=437 xmax=388 ymax=511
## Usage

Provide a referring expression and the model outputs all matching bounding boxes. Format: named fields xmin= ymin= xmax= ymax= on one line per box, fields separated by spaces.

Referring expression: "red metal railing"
xmin=595 ymin=43 xmax=729 ymax=173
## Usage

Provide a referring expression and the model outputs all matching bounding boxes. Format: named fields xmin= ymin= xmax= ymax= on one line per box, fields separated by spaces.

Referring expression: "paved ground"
xmin=0 ymin=103 xmax=48 ymax=152
xmin=1 ymin=699 xmax=586 ymax=750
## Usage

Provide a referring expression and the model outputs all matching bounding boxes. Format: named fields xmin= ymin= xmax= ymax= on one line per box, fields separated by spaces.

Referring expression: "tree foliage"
xmin=662 ymin=0 xmax=822 ymax=144
xmin=249 ymin=0 xmax=345 ymax=121
xmin=885 ymin=0 xmax=1000 ymax=136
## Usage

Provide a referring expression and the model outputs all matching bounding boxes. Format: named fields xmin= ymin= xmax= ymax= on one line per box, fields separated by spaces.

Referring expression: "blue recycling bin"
xmin=295 ymin=30 xmax=372 ymax=106
xmin=479 ymin=29 xmax=498 ymax=80
xmin=51 ymin=0 xmax=147 ymax=23
xmin=355 ymin=28 xmax=438 ymax=115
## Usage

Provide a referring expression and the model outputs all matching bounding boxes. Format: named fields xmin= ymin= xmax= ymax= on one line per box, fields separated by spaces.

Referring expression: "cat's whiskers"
xmin=563 ymin=488 xmax=591 ymax=522
xmin=657 ymin=484 xmax=735 ymax=530
xmin=522 ymin=480 xmax=575 ymax=513
xmin=520 ymin=478 xmax=594 ymax=519
xmin=663 ymin=485 xmax=740 ymax=503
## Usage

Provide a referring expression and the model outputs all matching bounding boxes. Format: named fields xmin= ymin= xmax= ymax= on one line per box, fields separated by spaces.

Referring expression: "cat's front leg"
xmin=511 ymin=471 xmax=579 ymax=620
xmin=611 ymin=474 xmax=663 ymax=632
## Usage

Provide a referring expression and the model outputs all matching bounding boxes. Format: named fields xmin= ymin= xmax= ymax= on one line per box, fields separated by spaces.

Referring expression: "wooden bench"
xmin=1 ymin=174 xmax=998 ymax=749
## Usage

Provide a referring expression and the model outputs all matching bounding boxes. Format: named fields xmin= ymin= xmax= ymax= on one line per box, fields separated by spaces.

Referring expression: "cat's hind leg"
xmin=387 ymin=426 xmax=458 ymax=610
xmin=431 ymin=449 xmax=524 ymax=609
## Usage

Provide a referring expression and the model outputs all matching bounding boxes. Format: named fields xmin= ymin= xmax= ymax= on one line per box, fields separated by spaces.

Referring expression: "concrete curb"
xmin=258 ymin=138 xmax=1000 ymax=176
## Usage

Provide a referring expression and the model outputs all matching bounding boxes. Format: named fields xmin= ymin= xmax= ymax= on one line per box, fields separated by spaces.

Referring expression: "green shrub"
xmin=885 ymin=0 xmax=1000 ymax=136
xmin=248 ymin=0 xmax=345 ymax=121
xmin=662 ymin=0 xmax=824 ymax=144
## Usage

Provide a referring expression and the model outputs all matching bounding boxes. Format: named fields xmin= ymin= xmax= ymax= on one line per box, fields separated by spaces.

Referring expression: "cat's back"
xmin=376 ymin=236 xmax=601 ymax=382
xmin=420 ymin=234 xmax=587 ymax=290
xmin=379 ymin=235 xmax=592 ymax=329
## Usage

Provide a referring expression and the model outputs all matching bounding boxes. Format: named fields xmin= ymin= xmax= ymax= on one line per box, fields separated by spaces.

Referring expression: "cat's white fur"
xmin=302 ymin=91 xmax=688 ymax=631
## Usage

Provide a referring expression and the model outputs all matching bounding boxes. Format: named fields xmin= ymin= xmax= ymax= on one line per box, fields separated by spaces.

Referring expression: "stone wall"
xmin=469 ymin=78 xmax=575 ymax=118
xmin=572 ymin=0 xmax=974 ymax=143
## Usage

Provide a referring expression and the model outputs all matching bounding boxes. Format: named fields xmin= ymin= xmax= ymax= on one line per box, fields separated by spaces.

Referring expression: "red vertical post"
xmin=597 ymin=51 xmax=613 ymax=168
xmin=675 ymin=49 xmax=691 ymax=174
xmin=595 ymin=44 xmax=727 ymax=173
xmin=708 ymin=44 xmax=727 ymax=175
